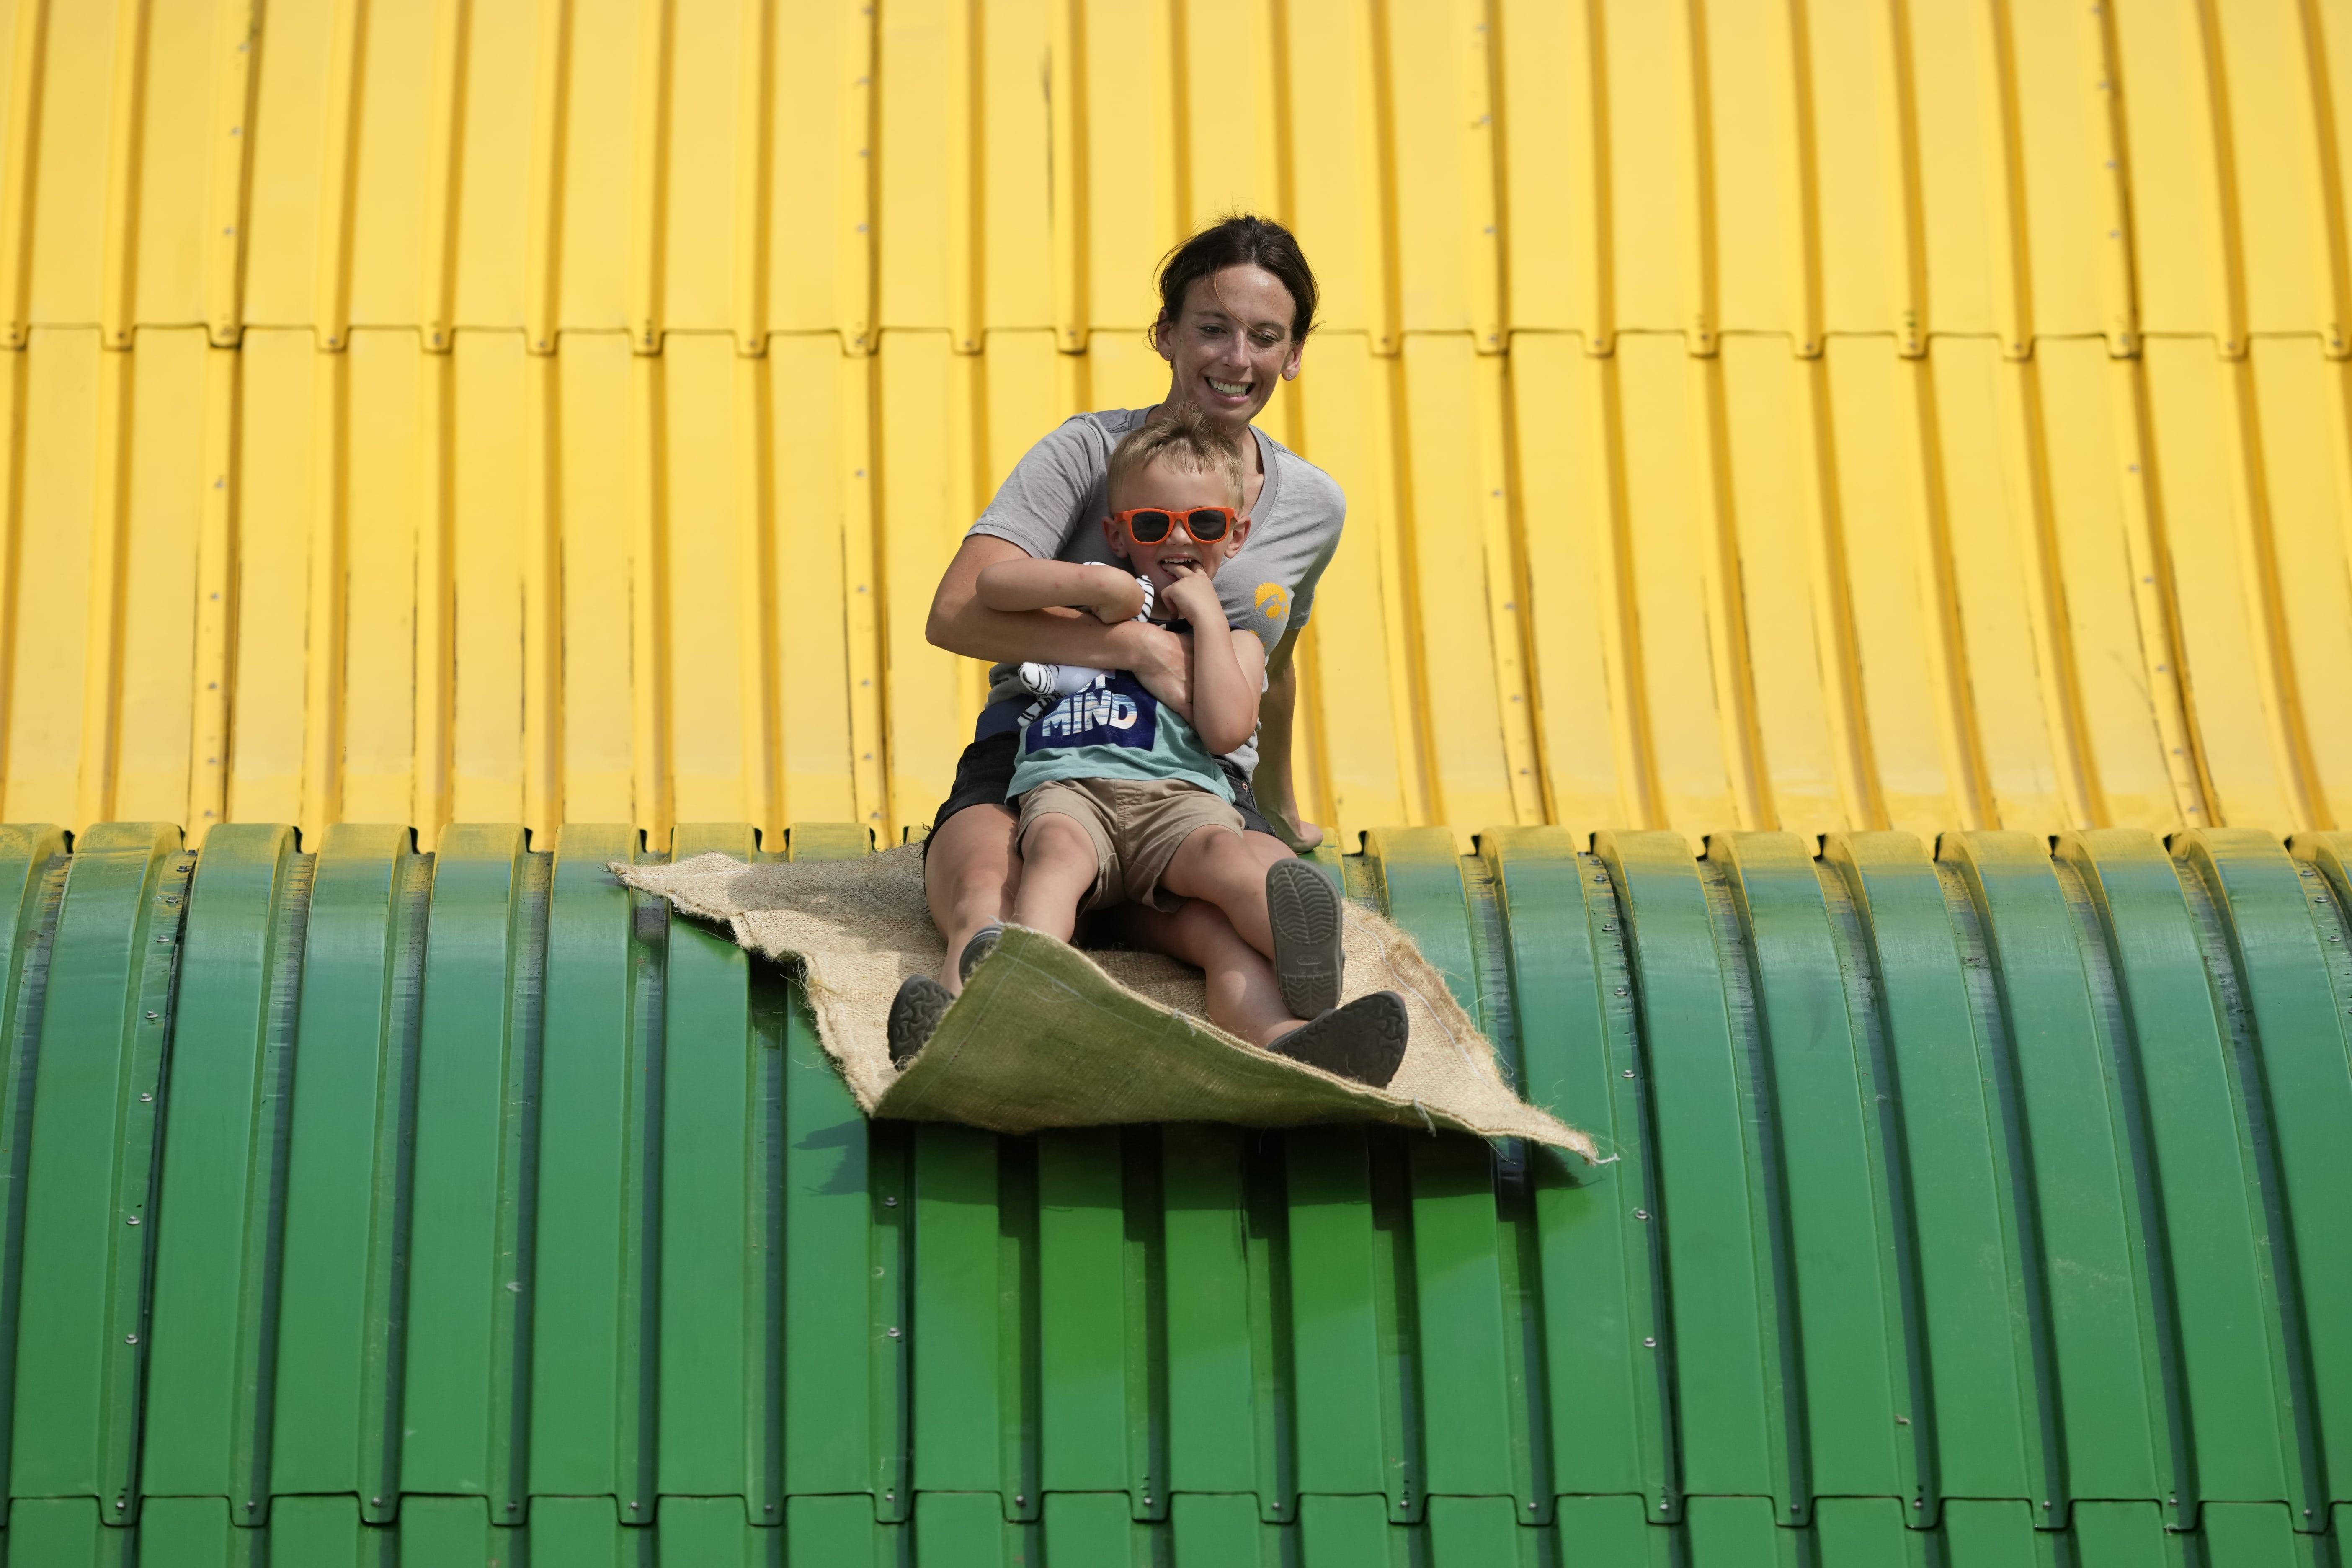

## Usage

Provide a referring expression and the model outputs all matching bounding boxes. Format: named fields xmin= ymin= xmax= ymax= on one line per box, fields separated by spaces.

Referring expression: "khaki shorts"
xmin=1016 ymin=778 xmax=1245 ymax=912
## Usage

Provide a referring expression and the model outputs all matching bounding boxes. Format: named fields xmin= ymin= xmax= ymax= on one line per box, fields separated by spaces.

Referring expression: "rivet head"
xmin=126 ymin=1333 xmax=138 ymax=1344
xmin=140 ymin=1093 xmax=152 ymax=1103
xmin=1622 ymin=1069 xmax=1635 ymax=1078
xmin=1643 ymin=1336 xmax=1657 ymax=1347
xmin=884 ymin=1195 xmax=897 ymax=1206
xmin=126 ymin=1216 xmax=139 ymax=1225
xmin=1633 ymin=1209 xmax=1649 ymax=1220
xmin=887 ymin=1326 xmax=900 ymax=1338
xmin=145 ymin=1011 xmax=158 ymax=1020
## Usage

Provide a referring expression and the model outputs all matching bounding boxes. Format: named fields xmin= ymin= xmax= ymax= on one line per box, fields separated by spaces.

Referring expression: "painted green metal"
xmin=0 ymin=821 xmax=2345 ymax=1565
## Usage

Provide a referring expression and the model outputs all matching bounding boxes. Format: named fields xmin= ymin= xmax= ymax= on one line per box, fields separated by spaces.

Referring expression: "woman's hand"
xmin=1116 ymin=620 xmax=1192 ymax=713
xmin=1268 ymin=809 xmax=1324 ymax=854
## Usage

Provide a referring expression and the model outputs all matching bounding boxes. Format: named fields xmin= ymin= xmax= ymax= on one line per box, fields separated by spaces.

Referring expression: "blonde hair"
xmin=1107 ymin=410 xmax=1246 ymax=510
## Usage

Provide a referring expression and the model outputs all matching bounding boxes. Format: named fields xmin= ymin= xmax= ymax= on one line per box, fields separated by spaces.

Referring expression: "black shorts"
xmin=926 ymin=730 xmax=1278 ymax=851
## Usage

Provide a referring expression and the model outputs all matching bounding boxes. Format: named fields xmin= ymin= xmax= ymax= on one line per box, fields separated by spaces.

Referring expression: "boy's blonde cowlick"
xmin=1107 ymin=410 xmax=1246 ymax=510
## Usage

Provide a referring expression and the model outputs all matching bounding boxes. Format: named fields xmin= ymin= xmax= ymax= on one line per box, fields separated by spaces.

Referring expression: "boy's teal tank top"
xmin=1007 ymin=670 xmax=1234 ymax=802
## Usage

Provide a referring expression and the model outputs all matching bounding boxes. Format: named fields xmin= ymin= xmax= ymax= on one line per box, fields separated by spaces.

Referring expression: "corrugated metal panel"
xmin=1 ymin=817 xmax=2348 ymax=1563
xmin=0 ymin=2 xmax=2349 ymax=849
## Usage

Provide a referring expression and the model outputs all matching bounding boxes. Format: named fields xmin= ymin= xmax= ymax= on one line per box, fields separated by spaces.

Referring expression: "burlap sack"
xmin=611 ymin=845 xmax=1595 ymax=1155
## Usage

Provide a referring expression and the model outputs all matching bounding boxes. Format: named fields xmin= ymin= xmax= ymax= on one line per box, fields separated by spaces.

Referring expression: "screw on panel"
xmin=885 ymin=1196 xmax=897 ymax=1206
xmin=887 ymin=1327 xmax=900 ymax=1337
xmin=1633 ymin=1209 xmax=1648 ymax=1220
xmin=1622 ymin=1070 xmax=1635 ymax=1078
xmin=146 ymin=1011 xmax=158 ymax=1020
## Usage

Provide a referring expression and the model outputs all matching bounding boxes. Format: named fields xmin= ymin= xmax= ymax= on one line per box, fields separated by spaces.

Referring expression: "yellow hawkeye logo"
xmin=1254 ymin=582 xmax=1290 ymax=621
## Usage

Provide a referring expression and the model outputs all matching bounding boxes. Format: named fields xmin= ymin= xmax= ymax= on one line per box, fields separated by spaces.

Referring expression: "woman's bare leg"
xmin=923 ymin=803 xmax=1020 ymax=991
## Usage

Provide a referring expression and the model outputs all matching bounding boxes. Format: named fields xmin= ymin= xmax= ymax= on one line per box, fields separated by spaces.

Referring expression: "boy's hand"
xmin=1159 ymin=567 xmax=1225 ymax=627
xmin=1085 ymin=565 xmax=1147 ymax=624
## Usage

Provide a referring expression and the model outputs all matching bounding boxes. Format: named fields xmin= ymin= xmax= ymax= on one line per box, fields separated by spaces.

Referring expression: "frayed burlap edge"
xmin=611 ymin=846 xmax=1596 ymax=1157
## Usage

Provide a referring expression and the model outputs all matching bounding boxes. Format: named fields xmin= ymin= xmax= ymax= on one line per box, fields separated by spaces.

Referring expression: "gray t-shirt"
xmin=967 ymin=408 xmax=1345 ymax=775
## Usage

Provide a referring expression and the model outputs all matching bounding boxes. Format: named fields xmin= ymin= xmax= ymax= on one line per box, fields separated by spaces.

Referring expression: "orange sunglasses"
xmin=1108 ymin=505 xmax=1240 ymax=545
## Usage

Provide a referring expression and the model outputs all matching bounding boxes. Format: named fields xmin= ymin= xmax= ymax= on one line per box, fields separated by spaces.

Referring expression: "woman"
xmin=920 ymin=214 xmax=1344 ymax=1047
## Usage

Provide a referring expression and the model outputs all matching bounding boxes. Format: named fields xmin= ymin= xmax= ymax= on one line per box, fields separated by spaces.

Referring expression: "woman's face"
xmin=1154 ymin=264 xmax=1305 ymax=428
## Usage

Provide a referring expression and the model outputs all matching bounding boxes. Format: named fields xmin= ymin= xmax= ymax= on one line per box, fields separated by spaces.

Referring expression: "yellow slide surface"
xmin=0 ymin=0 xmax=2347 ymax=848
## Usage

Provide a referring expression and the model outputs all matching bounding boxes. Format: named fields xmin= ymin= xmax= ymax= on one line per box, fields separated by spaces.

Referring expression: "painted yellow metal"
xmin=0 ymin=0 xmax=2350 ymax=849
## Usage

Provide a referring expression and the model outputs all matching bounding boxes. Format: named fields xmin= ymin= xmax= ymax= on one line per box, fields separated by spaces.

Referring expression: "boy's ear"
xmin=1225 ymin=514 xmax=1253 ymax=555
xmin=1101 ymin=517 xmax=1131 ymax=558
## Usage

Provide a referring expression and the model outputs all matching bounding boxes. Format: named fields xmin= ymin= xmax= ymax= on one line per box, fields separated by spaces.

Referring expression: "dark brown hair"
xmin=1153 ymin=214 xmax=1320 ymax=345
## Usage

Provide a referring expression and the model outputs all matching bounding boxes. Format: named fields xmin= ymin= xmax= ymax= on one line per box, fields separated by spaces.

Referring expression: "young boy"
xmin=890 ymin=414 xmax=1408 ymax=1086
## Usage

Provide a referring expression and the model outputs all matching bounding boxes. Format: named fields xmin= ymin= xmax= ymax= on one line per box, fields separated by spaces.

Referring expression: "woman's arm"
xmin=927 ymin=535 xmax=1191 ymax=706
xmin=975 ymin=557 xmax=1146 ymax=622
xmin=1248 ymin=622 xmax=1323 ymax=850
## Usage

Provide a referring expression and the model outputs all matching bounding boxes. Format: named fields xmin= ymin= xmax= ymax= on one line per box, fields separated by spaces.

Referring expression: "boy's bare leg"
xmin=923 ymin=803 xmax=1021 ymax=991
xmin=1112 ymin=896 xmax=1300 ymax=1048
xmin=1009 ymin=814 xmax=1098 ymax=942
xmin=1158 ymin=824 xmax=1285 ymax=957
